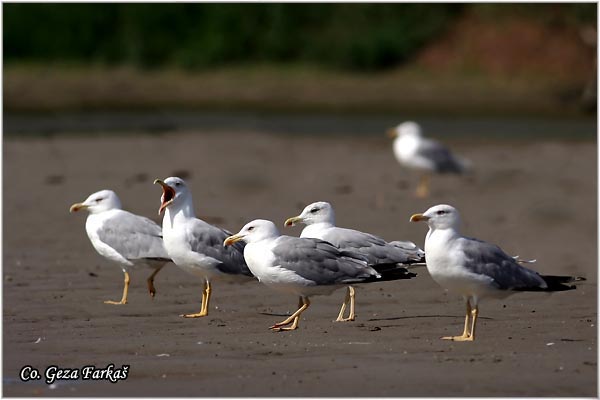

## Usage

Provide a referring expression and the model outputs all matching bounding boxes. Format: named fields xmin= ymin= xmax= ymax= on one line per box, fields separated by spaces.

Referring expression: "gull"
xmin=284 ymin=201 xmax=423 ymax=321
xmin=388 ymin=121 xmax=470 ymax=198
xmin=154 ymin=177 xmax=253 ymax=318
xmin=70 ymin=190 xmax=170 ymax=304
xmin=224 ymin=219 xmax=406 ymax=331
xmin=410 ymin=204 xmax=583 ymax=341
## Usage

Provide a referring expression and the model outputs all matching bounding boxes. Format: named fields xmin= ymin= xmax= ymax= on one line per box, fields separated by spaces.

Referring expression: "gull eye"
xmin=436 ymin=210 xmax=446 ymax=215
xmin=95 ymin=198 xmax=103 ymax=203
xmin=175 ymin=182 xmax=181 ymax=187
xmin=247 ymin=226 xmax=254 ymax=231
xmin=310 ymin=207 xmax=319 ymax=214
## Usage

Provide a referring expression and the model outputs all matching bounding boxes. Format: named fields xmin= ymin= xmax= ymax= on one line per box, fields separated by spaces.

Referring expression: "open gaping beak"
xmin=410 ymin=213 xmax=429 ymax=222
xmin=386 ymin=128 xmax=398 ymax=138
xmin=69 ymin=203 xmax=88 ymax=213
xmin=223 ymin=234 xmax=245 ymax=247
xmin=284 ymin=215 xmax=303 ymax=227
xmin=154 ymin=179 xmax=176 ymax=215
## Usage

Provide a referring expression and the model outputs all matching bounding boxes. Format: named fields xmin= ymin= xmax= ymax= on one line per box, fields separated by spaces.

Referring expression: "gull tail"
xmin=389 ymin=240 xmax=426 ymax=263
xmin=541 ymin=275 xmax=586 ymax=291
xmin=456 ymin=155 xmax=473 ymax=174
xmin=515 ymin=275 xmax=586 ymax=292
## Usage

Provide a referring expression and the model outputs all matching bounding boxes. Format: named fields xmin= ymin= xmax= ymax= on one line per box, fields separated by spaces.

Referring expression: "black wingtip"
xmin=512 ymin=274 xmax=585 ymax=293
xmin=541 ymin=274 xmax=585 ymax=291
xmin=373 ymin=267 xmax=417 ymax=282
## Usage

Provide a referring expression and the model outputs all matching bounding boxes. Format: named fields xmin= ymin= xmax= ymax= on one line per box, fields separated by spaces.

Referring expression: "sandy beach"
xmin=3 ymin=129 xmax=596 ymax=396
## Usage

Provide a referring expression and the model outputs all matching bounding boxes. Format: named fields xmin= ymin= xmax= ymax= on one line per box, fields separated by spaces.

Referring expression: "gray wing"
xmin=418 ymin=138 xmax=465 ymax=173
xmin=97 ymin=211 xmax=170 ymax=261
xmin=459 ymin=237 xmax=546 ymax=290
xmin=271 ymin=236 xmax=378 ymax=285
xmin=323 ymin=228 xmax=424 ymax=265
xmin=187 ymin=220 xmax=253 ymax=277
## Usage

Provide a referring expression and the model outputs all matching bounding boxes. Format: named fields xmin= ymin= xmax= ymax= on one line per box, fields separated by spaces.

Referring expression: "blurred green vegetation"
xmin=5 ymin=3 xmax=595 ymax=71
xmin=3 ymin=3 xmax=596 ymax=115
xmin=3 ymin=4 xmax=457 ymax=70
xmin=3 ymin=4 xmax=466 ymax=71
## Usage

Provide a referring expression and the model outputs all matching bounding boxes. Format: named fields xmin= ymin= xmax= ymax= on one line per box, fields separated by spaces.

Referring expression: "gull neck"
xmin=164 ymin=196 xmax=196 ymax=228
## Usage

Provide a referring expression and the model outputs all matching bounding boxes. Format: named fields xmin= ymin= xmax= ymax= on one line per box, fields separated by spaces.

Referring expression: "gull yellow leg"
xmin=271 ymin=297 xmax=303 ymax=328
xmin=442 ymin=300 xmax=473 ymax=341
xmin=335 ymin=286 xmax=356 ymax=322
xmin=146 ymin=264 xmax=166 ymax=299
xmin=270 ymin=297 xmax=310 ymax=331
xmin=468 ymin=306 xmax=479 ymax=341
xmin=105 ymin=271 xmax=130 ymax=305
xmin=181 ymin=280 xmax=210 ymax=318
xmin=415 ymin=174 xmax=430 ymax=198
xmin=202 ymin=281 xmax=212 ymax=314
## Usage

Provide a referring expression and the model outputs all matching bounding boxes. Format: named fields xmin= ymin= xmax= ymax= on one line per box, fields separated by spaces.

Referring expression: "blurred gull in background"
xmin=388 ymin=121 xmax=470 ymax=198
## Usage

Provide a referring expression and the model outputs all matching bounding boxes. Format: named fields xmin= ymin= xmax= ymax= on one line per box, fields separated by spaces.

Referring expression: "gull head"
xmin=69 ymin=190 xmax=122 ymax=214
xmin=224 ymin=219 xmax=280 ymax=246
xmin=154 ymin=176 xmax=190 ymax=215
xmin=410 ymin=204 xmax=460 ymax=230
xmin=284 ymin=201 xmax=334 ymax=227
xmin=388 ymin=121 xmax=422 ymax=139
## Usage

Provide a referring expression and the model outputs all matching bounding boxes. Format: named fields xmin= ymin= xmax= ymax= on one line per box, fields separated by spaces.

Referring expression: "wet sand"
xmin=3 ymin=130 xmax=597 ymax=396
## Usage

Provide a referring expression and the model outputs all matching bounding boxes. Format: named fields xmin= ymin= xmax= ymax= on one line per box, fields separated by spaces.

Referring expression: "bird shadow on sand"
xmin=259 ymin=312 xmax=294 ymax=317
xmin=368 ymin=314 xmax=493 ymax=322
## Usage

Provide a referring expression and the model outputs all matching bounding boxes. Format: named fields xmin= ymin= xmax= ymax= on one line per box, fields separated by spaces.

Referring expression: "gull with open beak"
xmin=410 ymin=204 xmax=583 ymax=341
xmin=224 ymin=219 xmax=412 ymax=331
xmin=388 ymin=121 xmax=470 ymax=198
xmin=284 ymin=201 xmax=423 ymax=322
xmin=154 ymin=177 xmax=254 ymax=318
xmin=70 ymin=189 xmax=171 ymax=304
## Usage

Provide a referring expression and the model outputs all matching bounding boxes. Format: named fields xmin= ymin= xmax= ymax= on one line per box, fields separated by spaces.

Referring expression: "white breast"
xmin=425 ymin=229 xmax=496 ymax=298
xmin=394 ymin=135 xmax=435 ymax=171
xmin=161 ymin=218 xmax=221 ymax=279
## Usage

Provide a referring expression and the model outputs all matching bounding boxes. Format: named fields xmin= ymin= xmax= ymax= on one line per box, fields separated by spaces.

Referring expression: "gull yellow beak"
xmin=154 ymin=179 xmax=175 ymax=215
xmin=386 ymin=128 xmax=398 ymax=138
xmin=223 ymin=234 xmax=244 ymax=247
xmin=284 ymin=215 xmax=302 ymax=227
xmin=410 ymin=213 xmax=429 ymax=222
xmin=69 ymin=203 xmax=87 ymax=213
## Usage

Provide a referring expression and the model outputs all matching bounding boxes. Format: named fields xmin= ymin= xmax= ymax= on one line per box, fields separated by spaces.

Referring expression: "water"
xmin=3 ymin=110 xmax=596 ymax=140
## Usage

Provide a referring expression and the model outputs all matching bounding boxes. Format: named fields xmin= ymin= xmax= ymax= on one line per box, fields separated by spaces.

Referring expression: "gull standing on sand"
xmin=154 ymin=177 xmax=254 ymax=318
xmin=284 ymin=201 xmax=423 ymax=321
xmin=388 ymin=121 xmax=469 ymax=198
xmin=70 ymin=190 xmax=171 ymax=304
xmin=225 ymin=219 xmax=405 ymax=331
xmin=410 ymin=204 xmax=582 ymax=341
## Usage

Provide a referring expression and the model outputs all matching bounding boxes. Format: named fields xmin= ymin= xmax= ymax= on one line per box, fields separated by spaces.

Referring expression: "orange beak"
xmin=410 ymin=213 xmax=429 ymax=222
xmin=69 ymin=203 xmax=87 ymax=213
xmin=223 ymin=234 xmax=244 ymax=246
xmin=284 ymin=216 xmax=302 ymax=227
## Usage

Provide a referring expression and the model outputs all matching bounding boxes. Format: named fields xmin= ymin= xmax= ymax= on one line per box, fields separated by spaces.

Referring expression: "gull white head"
xmin=154 ymin=176 xmax=193 ymax=215
xmin=410 ymin=204 xmax=461 ymax=231
xmin=224 ymin=219 xmax=280 ymax=246
xmin=388 ymin=121 xmax=422 ymax=138
xmin=69 ymin=190 xmax=122 ymax=214
xmin=284 ymin=201 xmax=335 ymax=227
